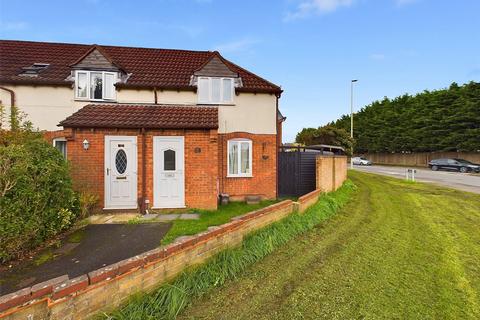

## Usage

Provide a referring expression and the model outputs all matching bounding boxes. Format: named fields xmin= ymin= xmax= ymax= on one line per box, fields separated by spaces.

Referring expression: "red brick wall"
xmin=44 ymin=129 xmax=278 ymax=210
xmin=218 ymin=133 xmax=277 ymax=201
xmin=54 ymin=128 xmax=218 ymax=211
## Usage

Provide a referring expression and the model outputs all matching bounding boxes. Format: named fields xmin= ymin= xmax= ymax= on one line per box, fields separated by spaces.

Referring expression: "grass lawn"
xmin=160 ymin=200 xmax=278 ymax=245
xmin=179 ymin=171 xmax=480 ymax=319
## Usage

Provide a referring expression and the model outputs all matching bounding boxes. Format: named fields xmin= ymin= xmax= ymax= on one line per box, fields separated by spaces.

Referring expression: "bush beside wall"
xmin=0 ymin=129 xmax=79 ymax=263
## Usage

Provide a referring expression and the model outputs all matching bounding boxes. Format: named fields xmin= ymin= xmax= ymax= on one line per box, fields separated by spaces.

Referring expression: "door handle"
xmin=107 ymin=168 xmax=110 ymax=176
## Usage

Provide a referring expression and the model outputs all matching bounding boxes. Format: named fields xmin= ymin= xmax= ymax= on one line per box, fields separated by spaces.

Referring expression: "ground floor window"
xmin=53 ymin=137 xmax=67 ymax=158
xmin=228 ymin=139 xmax=252 ymax=177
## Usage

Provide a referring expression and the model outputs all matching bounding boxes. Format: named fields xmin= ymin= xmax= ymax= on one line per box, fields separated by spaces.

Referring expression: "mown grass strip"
xmin=102 ymin=180 xmax=356 ymax=320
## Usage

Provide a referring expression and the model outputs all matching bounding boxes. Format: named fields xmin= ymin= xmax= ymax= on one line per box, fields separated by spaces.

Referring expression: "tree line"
xmin=297 ymin=82 xmax=480 ymax=153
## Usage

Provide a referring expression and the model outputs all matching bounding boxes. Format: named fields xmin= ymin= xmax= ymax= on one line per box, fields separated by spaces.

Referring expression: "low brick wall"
xmin=297 ymin=189 xmax=322 ymax=213
xmin=0 ymin=193 xmax=328 ymax=319
xmin=316 ymin=155 xmax=347 ymax=193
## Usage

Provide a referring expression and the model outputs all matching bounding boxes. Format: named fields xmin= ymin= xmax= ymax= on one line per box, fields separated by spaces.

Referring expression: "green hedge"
xmin=0 ymin=130 xmax=79 ymax=263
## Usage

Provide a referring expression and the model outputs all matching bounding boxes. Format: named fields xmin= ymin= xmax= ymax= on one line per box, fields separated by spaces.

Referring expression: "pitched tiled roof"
xmin=59 ymin=104 xmax=218 ymax=129
xmin=0 ymin=40 xmax=282 ymax=94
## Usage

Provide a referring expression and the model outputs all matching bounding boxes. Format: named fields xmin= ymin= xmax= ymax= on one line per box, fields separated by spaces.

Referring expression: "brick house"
xmin=0 ymin=40 xmax=285 ymax=212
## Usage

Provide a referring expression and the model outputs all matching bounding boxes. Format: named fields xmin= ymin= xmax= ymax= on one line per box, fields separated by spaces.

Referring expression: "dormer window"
xmin=75 ymin=70 xmax=117 ymax=101
xmin=198 ymin=77 xmax=234 ymax=104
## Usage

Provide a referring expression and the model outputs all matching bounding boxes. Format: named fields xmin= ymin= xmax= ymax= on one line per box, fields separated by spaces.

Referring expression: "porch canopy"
xmin=59 ymin=104 xmax=218 ymax=129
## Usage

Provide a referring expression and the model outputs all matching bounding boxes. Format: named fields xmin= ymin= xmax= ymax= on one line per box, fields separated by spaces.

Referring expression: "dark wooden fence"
xmin=278 ymin=145 xmax=345 ymax=198
xmin=278 ymin=151 xmax=316 ymax=197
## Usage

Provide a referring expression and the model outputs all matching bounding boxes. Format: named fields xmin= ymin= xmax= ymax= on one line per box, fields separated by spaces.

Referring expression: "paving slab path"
xmin=0 ymin=223 xmax=171 ymax=295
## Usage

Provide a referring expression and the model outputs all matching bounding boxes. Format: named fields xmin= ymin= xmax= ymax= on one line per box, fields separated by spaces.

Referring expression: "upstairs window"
xmin=227 ymin=139 xmax=252 ymax=177
xmin=75 ymin=70 xmax=117 ymax=101
xmin=198 ymin=77 xmax=234 ymax=104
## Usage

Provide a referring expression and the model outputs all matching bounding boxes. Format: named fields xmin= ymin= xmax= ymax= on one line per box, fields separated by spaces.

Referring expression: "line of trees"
xmin=327 ymin=82 xmax=480 ymax=153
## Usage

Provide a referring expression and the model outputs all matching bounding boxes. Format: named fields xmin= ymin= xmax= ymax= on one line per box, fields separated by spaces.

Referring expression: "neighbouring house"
xmin=0 ymin=40 xmax=285 ymax=212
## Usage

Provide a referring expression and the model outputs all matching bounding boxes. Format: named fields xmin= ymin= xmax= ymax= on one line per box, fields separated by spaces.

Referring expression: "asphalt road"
xmin=353 ymin=165 xmax=480 ymax=194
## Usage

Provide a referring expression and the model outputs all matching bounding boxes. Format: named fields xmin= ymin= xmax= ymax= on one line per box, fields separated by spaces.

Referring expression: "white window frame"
xmin=227 ymin=139 xmax=253 ymax=178
xmin=74 ymin=70 xmax=117 ymax=101
xmin=53 ymin=137 xmax=67 ymax=158
xmin=198 ymin=77 xmax=234 ymax=104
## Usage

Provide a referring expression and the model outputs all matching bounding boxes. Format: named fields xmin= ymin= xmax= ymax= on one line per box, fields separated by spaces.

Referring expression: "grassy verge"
xmin=180 ymin=171 xmax=480 ymax=320
xmin=103 ymin=181 xmax=356 ymax=319
xmin=160 ymin=200 xmax=278 ymax=245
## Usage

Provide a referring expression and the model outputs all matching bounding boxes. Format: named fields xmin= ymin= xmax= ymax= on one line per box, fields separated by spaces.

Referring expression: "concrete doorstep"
xmin=88 ymin=213 xmax=200 ymax=224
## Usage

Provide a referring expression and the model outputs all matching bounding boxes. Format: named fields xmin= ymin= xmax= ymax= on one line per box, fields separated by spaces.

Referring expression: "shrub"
xmin=0 ymin=108 xmax=79 ymax=263
xmin=78 ymin=191 xmax=100 ymax=219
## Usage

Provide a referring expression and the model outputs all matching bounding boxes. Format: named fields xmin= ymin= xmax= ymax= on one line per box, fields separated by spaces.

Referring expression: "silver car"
xmin=352 ymin=157 xmax=372 ymax=165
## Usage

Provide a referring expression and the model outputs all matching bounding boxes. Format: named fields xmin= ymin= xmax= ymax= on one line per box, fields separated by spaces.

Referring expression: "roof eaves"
xmin=115 ymin=83 xmax=197 ymax=91
xmin=0 ymin=79 xmax=73 ymax=87
xmin=223 ymin=58 xmax=283 ymax=94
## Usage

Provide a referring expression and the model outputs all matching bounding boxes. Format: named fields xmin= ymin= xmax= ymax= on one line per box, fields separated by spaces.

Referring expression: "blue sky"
xmin=1 ymin=0 xmax=479 ymax=142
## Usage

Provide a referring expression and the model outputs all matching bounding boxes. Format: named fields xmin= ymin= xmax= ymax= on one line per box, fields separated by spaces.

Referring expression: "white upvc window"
xmin=53 ymin=137 xmax=67 ymax=158
xmin=75 ymin=70 xmax=117 ymax=101
xmin=227 ymin=139 xmax=252 ymax=177
xmin=198 ymin=77 xmax=234 ymax=104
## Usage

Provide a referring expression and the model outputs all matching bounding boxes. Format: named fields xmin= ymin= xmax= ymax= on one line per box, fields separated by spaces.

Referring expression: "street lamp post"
xmin=350 ymin=79 xmax=358 ymax=169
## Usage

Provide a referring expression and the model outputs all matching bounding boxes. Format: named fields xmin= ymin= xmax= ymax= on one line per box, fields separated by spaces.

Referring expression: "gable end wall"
xmin=194 ymin=56 xmax=238 ymax=77
xmin=72 ymin=49 xmax=119 ymax=71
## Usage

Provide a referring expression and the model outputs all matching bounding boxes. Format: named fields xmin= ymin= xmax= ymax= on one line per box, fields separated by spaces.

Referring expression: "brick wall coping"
xmin=0 ymin=199 xmax=295 ymax=315
xmin=298 ymin=189 xmax=322 ymax=203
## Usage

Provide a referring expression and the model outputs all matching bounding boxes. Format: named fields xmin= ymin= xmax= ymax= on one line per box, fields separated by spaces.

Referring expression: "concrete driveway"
xmin=353 ymin=165 xmax=480 ymax=194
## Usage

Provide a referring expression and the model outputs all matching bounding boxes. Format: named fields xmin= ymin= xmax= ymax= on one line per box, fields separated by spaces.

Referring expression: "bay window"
xmin=198 ymin=77 xmax=234 ymax=104
xmin=228 ymin=139 xmax=252 ymax=177
xmin=75 ymin=70 xmax=117 ymax=101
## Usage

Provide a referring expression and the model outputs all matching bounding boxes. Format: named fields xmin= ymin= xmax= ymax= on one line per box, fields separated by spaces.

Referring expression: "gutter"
xmin=0 ymin=86 xmax=16 ymax=129
xmin=0 ymin=86 xmax=15 ymax=107
xmin=275 ymin=94 xmax=279 ymax=198
xmin=141 ymin=128 xmax=147 ymax=214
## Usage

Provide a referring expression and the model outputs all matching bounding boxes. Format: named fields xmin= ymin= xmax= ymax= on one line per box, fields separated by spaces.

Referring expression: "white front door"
xmin=153 ymin=136 xmax=185 ymax=208
xmin=105 ymin=136 xmax=137 ymax=209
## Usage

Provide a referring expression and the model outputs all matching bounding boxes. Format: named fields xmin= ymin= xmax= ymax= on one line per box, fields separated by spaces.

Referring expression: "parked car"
xmin=428 ymin=158 xmax=480 ymax=173
xmin=352 ymin=157 xmax=372 ymax=166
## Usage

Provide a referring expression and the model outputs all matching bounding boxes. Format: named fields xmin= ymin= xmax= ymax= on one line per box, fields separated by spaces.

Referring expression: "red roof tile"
xmin=0 ymin=40 xmax=282 ymax=94
xmin=59 ymin=104 xmax=218 ymax=129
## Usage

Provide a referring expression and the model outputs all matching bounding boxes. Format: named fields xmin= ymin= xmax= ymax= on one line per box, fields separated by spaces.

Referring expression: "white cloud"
xmin=133 ymin=21 xmax=204 ymax=38
xmin=0 ymin=21 xmax=28 ymax=31
xmin=213 ymin=38 xmax=260 ymax=54
xmin=370 ymin=53 xmax=386 ymax=60
xmin=395 ymin=0 xmax=419 ymax=6
xmin=285 ymin=0 xmax=355 ymax=21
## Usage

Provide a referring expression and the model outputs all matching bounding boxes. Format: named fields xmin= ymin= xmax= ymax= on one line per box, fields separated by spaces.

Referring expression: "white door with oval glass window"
xmin=105 ymin=136 xmax=137 ymax=209
xmin=153 ymin=136 xmax=185 ymax=208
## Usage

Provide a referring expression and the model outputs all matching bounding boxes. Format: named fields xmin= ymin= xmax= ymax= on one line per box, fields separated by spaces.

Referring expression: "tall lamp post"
xmin=350 ymin=79 xmax=358 ymax=169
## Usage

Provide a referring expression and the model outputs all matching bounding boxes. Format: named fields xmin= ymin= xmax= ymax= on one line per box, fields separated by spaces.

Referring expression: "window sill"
xmin=197 ymin=102 xmax=235 ymax=106
xmin=226 ymin=174 xmax=253 ymax=178
xmin=74 ymin=98 xmax=117 ymax=102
